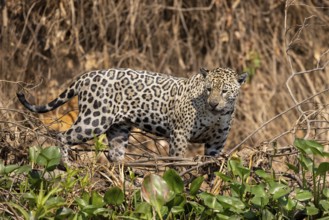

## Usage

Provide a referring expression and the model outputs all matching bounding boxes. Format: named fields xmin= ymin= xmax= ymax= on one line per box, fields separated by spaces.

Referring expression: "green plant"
xmin=290 ymin=139 xmax=329 ymax=217
xmin=1 ymin=139 xmax=328 ymax=219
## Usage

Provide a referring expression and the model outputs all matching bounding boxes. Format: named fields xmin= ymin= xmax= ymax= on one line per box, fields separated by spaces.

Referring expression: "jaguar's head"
xmin=200 ymin=67 xmax=248 ymax=113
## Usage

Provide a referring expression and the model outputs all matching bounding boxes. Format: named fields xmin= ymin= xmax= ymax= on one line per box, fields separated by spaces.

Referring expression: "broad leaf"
xmin=250 ymin=196 xmax=269 ymax=208
xmin=171 ymin=206 xmax=185 ymax=214
xmin=306 ymin=206 xmax=319 ymax=216
xmin=163 ymin=169 xmax=184 ymax=194
xmin=190 ymin=176 xmax=204 ymax=196
xmin=250 ymin=184 xmax=266 ymax=197
xmin=295 ymin=190 xmax=313 ymax=201
xmin=104 ymin=186 xmax=124 ymax=205
xmin=319 ymin=200 xmax=329 ymax=211
xmin=2 ymin=164 xmax=20 ymax=175
xmin=284 ymin=197 xmax=297 ymax=211
xmin=255 ymin=170 xmax=272 ymax=181
xmin=217 ymin=195 xmax=246 ymax=211
xmin=294 ymin=139 xmax=324 ymax=156
xmin=286 ymin=163 xmax=299 ymax=174
xmin=55 ymin=207 xmax=74 ymax=219
xmin=134 ymin=202 xmax=152 ymax=214
xmin=323 ymin=188 xmax=329 ymax=198
xmin=36 ymin=146 xmax=61 ymax=170
xmin=141 ymin=174 xmax=174 ymax=213
xmin=186 ymin=201 xmax=205 ymax=215
xmin=298 ymin=155 xmax=313 ymax=171
xmin=316 ymin=162 xmax=329 ymax=176
xmin=199 ymin=192 xmax=223 ymax=212
xmin=215 ymin=171 xmax=233 ymax=182
xmin=91 ymin=191 xmax=104 ymax=208
xmin=269 ymin=182 xmax=290 ymax=199
xmin=229 ymin=159 xmax=250 ymax=181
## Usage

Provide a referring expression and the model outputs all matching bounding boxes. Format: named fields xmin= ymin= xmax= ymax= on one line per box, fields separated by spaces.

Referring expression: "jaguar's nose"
xmin=209 ymin=101 xmax=218 ymax=109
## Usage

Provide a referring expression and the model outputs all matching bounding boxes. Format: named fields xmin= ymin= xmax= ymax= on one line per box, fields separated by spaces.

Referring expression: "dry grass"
xmin=1 ymin=0 xmax=329 ymax=172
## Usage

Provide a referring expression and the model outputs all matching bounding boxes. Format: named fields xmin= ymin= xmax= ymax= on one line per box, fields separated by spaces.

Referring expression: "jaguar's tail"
xmin=17 ymin=80 xmax=80 ymax=113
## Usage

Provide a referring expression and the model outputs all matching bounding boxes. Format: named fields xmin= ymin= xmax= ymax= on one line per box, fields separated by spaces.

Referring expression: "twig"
xmin=227 ymin=87 xmax=329 ymax=156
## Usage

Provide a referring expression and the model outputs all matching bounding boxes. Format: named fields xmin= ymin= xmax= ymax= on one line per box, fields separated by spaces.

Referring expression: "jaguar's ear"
xmin=199 ymin=67 xmax=209 ymax=78
xmin=237 ymin=72 xmax=248 ymax=85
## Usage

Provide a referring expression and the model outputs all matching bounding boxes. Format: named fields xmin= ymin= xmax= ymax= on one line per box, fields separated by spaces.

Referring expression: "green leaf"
xmin=163 ymin=169 xmax=184 ymax=194
xmin=171 ymin=206 xmax=185 ymax=214
xmin=268 ymin=182 xmax=286 ymax=194
xmin=92 ymin=207 xmax=107 ymax=215
xmin=55 ymin=207 xmax=74 ymax=220
xmin=298 ymin=155 xmax=313 ymax=171
xmin=186 ymin=201 xmax=205 ymax=215
xmin=294 ymin=138 xmax=309 ymax=154
xmin=255 ymin=170 xmax=272 ymax=181
xmin=190 ymin=176 xmax=204 ymax=196
xmin=160 ymin=206 xmax=169 ymax=217
xmin=323 ymin=151 xmax=329 ymax=158
xmin=45 ymin=197 xmax=65 ymax=210
xmin=199 ymin=193 xmax=223 ymax=212
xmin=250 ymin=184 xmax=266 ymax=197
xmin=323 ymin=188 xmax=329 ymax=198
xmin=16 ymin=165 xmax=32 ymax=174
xmin=75 ymin=198 xmax=89 ymax=208
xmin=295 ymin=190 xmax=313 ymax=201
xmin=79 ymin=191 xmax=90 ymax=206
xmin=286 ymin=163 xmax=299 ymax=174
xmin=273 ymin=188 xmax=290 ymax=200
xmin=279 ymin=197 xmax=297 ymax=211
xmin=243 ymin=211 xmax=257 ymax=219
xmin=166 ymin=194 xmax=186 ymax=208
xmin=29 ymin=146 xmax=41 ymax=163
xmin=215 ymin=171 xmax=233 ymax=182
xmin=250 ymin=196 xmax=269 ymax=208
xmin=316 ymin=162 xmax=329 ymax=176
xmin=141 ymin=173 xmax=174 ymax=217
xmin=91 ymin=191 xmax=104 ymax=208
xmin=135 ymin=202 xmax=152 ymax=214
xmin=104 ymin=186 xmax=124 ymax=205
xmin=229 ymin=159 xmax=250 ymax=180
xmin=217 ymin=195 xmax=245 ymax=211
xmin=2 ymin=164 xmax=20 ymax=175
xmin=36 ymin=146 xmax=61 ymax=170
xmin=269 ymin=182 xmax=290 ymax=200
xmin=23 ymin=192 xmax=36 ymax=200
xmin=304 ymin=140 xmax=324 ymax=155
xmin=81 ymin=205 xmax=102 ymax=215
xmin=294 ymin=139 xmax=324 ymax=156
xmin=261 ymin=209 xmax=275 ymax=219
xmin=230 ymin=182 xmax=249 ymax=198
xmin=215 ymin=213 xmax=231 ymax=219
xmin=319 ymin=200 xmax=329 ymax=211
xmin=306 ymin=206 xmax=319 ymax=216
xmin=6 ymin=202 xmax=30 ymax=219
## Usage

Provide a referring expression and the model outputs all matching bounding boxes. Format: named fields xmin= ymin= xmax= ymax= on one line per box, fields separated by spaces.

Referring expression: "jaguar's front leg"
xmin=169 ymin=129 xmax=188 ymax=158
xmin=58 ymin=145 xmax=72 ymax=171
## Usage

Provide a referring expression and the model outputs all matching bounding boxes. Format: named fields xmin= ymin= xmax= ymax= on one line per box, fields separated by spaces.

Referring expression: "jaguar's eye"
xmin=222 ymin=89 xmax=228 ymax=94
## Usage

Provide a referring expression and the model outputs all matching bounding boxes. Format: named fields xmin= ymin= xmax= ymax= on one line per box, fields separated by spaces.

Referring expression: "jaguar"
xmin=17 ymin=67 xmax=247 ymax=163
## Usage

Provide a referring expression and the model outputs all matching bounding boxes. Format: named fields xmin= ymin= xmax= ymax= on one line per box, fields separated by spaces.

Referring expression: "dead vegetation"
xmin=0 ymin=0 xmax=329 ymax=181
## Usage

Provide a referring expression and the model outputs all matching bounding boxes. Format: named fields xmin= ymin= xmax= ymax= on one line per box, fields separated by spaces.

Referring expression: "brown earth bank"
xmin=0 ymin=0 xmax=329 ymax=170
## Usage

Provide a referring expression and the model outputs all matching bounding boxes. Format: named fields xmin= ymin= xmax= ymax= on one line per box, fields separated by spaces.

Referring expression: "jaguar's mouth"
xmin=209 ymin=106 xmax=224 ymax=114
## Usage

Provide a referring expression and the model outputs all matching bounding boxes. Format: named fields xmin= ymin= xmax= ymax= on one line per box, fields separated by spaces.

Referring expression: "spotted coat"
xmin=17 ymin=67 xmax=247 ymax=163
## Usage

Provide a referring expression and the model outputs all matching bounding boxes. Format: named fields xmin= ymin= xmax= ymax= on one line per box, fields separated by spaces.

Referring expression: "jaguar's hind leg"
xmin=106 ymin=124 xmax=131 ymax=162
xmin=57 ymin=113 xmax=112 ymax=166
